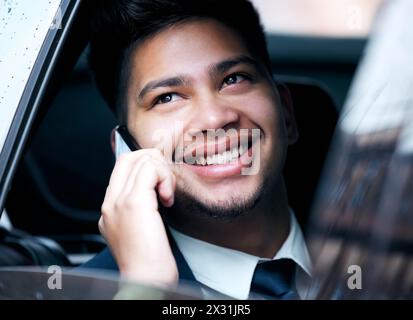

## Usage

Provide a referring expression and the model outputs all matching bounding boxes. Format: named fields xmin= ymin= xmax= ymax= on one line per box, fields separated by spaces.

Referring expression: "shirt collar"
xmin=169 ymin=210 xmax=312 ymax=300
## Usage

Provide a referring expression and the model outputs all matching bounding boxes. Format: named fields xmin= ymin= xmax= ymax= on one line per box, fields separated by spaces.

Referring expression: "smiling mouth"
xmin=171 ymin=129 xmax=260 ymax=179
xmin=189 ymin=141 xmax=250 ymax=166
xmin=175 ymin=131 xmax=258 ymax=166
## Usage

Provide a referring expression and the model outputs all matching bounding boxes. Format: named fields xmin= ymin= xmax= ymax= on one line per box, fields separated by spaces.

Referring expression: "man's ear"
xmin=276 ymin=83 xmax=299 ymax=145
xmin=110 ymin=128 xmax=117 ymax=155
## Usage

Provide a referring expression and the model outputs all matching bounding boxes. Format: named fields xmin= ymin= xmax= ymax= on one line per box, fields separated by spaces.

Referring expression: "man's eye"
xmin=222 ymin=74 xmax=248 ymax=87
xmin=154 ymin=93 xmax=180 ymax=105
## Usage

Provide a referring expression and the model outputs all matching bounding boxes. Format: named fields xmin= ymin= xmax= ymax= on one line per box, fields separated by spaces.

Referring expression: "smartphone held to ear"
xmin=115 ymin=125 xmax=138 ymax=158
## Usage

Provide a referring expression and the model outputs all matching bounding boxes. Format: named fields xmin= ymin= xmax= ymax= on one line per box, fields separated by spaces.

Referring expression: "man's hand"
xmin=98 ymin=149 xmax=178 ymax=287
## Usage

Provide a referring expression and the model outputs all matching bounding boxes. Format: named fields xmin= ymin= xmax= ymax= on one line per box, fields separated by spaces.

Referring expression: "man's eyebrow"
xmin=209 ymin=55 xmax=261 ymax=76
xmin=137 ymin=56 xmax=261 ymax=102
xmin=137 ymin=76 xmax=190 ymax=102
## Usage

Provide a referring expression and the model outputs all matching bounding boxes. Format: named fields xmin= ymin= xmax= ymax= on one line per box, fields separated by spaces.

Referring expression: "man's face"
xmin=125 ymin=19 xmax=293 ymax=217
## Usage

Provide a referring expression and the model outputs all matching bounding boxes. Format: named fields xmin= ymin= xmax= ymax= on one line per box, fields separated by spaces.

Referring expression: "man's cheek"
xmin=134 ymin=125 xmax=176 ymax=161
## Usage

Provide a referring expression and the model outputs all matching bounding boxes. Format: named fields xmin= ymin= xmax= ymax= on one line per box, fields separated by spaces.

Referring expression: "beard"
xmin=162 ymin=148 xmax=285 ymax=222
xmin=166 ymin=175 xmax=271 ymax=221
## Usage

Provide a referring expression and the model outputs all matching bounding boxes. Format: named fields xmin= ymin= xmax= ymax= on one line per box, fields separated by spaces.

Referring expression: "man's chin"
xmin=171 ymin=185 xmax=265 ymax=220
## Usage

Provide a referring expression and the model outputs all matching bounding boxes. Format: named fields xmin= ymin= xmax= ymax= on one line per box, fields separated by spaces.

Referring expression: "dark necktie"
xmin=249 ymin=258 xmax=299 ymax=300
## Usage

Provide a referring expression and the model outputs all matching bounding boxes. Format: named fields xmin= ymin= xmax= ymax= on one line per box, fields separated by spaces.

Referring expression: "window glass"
xmin=0 ymin=0 xmax=62 ymax=152
xmin=251 ymin=0 xmax=383 ymax=38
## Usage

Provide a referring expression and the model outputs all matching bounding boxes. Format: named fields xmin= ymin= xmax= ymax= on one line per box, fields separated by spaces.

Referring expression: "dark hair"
xmin=89 ymin=0 xmax=271 ymax=120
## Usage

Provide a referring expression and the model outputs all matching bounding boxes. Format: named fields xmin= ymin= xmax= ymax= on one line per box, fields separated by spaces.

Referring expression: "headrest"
xmin=280 ymin=76 xmax=339 ymax=230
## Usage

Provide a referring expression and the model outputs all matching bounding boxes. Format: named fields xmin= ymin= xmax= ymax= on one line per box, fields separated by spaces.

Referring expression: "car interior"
xmin=0 ymin=3 xmax=365 ymax=271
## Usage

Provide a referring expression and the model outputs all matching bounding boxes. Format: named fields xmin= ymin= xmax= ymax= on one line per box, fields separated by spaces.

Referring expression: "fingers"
xmin=104 ymin=148 xmax=171 ymax=204
xmin=130 ymin=159 xmax=176 ymax=208
xmin=98 ymin=146 xmax=179 ymax=287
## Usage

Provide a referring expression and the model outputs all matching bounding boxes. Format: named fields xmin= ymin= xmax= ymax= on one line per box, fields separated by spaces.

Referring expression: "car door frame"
xmin=0 ymin=0 xmax=90 ymax=213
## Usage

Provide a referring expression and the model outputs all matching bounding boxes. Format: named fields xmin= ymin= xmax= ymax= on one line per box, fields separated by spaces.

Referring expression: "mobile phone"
xmin=114 ymin=125 xmax=138 ymax=158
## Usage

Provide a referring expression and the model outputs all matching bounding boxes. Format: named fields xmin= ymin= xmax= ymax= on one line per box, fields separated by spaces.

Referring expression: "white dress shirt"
xmin=169 ymin=211 xmax=312 ymax=300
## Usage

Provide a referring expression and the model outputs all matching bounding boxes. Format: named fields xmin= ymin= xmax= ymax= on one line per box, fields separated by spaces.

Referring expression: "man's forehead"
xmin=129 ymin=19 xmax=252 ymax=84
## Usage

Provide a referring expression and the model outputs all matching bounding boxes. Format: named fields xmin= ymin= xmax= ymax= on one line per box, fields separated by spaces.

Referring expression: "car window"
xmin=0 ymin=0 xmax=62 ymax=153
xmin=1 ymin=0 xmax=412 ymax=301
xmin=251 ymin=0 xmax=383 ymax=38
xmin=305 ymin=0 xmax=413 ymax=299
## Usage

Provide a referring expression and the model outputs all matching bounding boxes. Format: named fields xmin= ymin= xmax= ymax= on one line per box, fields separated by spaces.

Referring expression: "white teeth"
xmin=222 ymin=152 xmax=229 ymax=164
xmin=239 ymin=145 xmax=246 ymax=156
xmin=227 ymin=151 xmax=234 ymax=162
xmin=194 ymin=146 xmax=242 ymax=166
xmin=222 ymin=151 xmax=229 ymax=163
xmin=231 ymin=148 xmax=238 ymax=160
xmin=224 ymin=151 xmax=230 ymax=163
xmin=218 ymin=153 xmax=224 ymax=165
xmin=209 ymin=155 xmax=216 ymax=165
xmin=226 ymin=152 xmax=231 ymax=163
xmin=211 ymin=154 xmax=218 ymax=165
xmin=196 ymin=157 xmax=207 ymax=165
xmin=212 ymin=154 xmax=218 ymax=165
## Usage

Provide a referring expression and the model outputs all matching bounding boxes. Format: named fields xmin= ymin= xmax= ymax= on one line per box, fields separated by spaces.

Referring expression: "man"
xmin=83 ymin=0 xmax=312 ymax=299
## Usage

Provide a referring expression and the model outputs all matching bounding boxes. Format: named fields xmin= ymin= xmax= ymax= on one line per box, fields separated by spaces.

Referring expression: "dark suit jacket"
xmin=79 ymin=233 xmax=207 ymax=296
xmin=80 ymin=220 xmax=309 ymax=299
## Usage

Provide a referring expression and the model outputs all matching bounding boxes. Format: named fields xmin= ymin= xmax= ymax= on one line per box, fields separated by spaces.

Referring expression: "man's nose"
xmin=189 ymin=94 xmax=240 ymax=131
